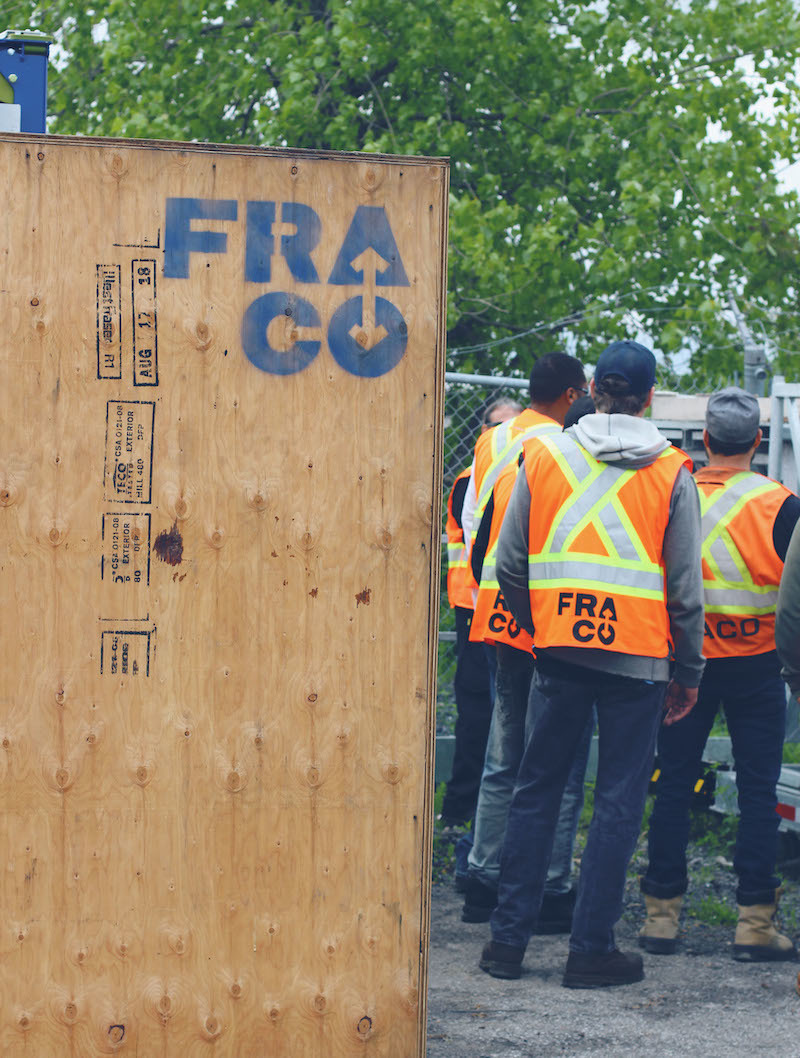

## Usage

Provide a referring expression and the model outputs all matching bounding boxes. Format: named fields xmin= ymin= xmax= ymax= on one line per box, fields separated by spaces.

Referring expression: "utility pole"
xmin=727 ymin=292 xmax=768 ymax=396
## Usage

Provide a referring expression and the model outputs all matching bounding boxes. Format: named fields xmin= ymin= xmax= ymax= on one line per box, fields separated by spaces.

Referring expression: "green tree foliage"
xmin=9 ymin=0 xmax=800 ymax=378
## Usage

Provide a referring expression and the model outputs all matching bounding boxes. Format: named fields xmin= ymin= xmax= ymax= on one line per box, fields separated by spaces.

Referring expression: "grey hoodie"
xmin=496 ymin=413 xmax=706 ymax=685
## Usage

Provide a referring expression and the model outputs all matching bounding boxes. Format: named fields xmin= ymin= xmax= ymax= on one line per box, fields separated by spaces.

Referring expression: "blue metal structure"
xmin=0 ymin=30 xmax=51 ymax=133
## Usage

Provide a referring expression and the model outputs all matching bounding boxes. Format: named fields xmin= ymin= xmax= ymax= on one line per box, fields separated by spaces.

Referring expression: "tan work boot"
xmin=638 ymin=893 xmax=682 ymax=954
xmin=733 ymin=887 xmax=797 ymax=962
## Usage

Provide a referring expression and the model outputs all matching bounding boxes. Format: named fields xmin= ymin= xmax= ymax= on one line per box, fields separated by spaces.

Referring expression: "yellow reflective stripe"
xmin=701 ymin=474 xmax=783 ymax=609
xmin=530 ymin=553 xmax=663 ymax=573
xmin=703 ymin=602 xmax=778 ymax=616
xmin=526 ymin=576 xmax=664 ymax=601
xmin=473 ymin=419 xmax=559 ymax=545
xmin=561 ymin=469 xmax=632 ymax=558
xmin=536 ymin=436 xmax=662 ymax=576
xmin=538 ymin=436 xmax=605 ymax=553
xmin=610 ymin=492 xmax=652 ymax=565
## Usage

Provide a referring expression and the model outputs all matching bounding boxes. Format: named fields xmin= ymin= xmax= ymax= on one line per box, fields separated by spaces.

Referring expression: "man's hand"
xmin=662 ymin=680 xmax=698 ymax=726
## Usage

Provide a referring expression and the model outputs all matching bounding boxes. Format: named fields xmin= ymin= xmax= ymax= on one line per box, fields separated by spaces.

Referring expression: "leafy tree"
xmin=9 ymin=0 xmax=800 ymax=379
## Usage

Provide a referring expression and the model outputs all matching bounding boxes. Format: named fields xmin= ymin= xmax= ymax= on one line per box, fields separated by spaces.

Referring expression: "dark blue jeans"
xmin=441 ymin=607 xmax=494 ymax=825
xmin=490 ymin=666 xmax=665 ymax=954
xmin=643 ymin=657 xmax=786 ymax=905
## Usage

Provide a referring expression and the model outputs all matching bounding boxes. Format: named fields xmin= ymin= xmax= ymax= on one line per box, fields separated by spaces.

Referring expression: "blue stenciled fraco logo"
xmin=163 ymin=199 xmax=410 ymax=378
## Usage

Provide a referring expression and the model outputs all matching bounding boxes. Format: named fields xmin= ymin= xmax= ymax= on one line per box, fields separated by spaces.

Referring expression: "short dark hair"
xmin=529 ymin=352 xmax=585 ymax=404
xmin=592 ymin=375 xmax=649 ymax=416
xmin=706 ymin=430 xmax=758 ymax=456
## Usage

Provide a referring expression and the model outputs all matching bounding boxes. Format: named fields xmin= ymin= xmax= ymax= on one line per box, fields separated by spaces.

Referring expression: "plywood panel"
xmin=0 ymin=133 xmax=447 ymax=1057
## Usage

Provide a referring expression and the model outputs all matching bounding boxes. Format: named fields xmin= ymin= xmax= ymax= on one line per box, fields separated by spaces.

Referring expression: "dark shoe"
xmin=479 ymin=940 xmax=524 ymax=979
xmin=533 ymin=887 xmax=576 ymax=935
xmin=562 ymin=949 xmax=644 ymax=989
xmin=462 ymin=877 xmax=497 ymax=923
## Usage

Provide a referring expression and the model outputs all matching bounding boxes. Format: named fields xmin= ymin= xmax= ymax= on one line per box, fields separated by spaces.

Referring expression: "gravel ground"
xmin=426 ymin=816 xmax=800 ymax=1057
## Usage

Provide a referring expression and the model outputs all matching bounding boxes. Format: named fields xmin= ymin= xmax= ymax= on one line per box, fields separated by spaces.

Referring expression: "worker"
xmin=776 ymin=524 xmax=800 ymax=703
xmin=460 ymin=353 xmax=588 ymax=925
xmin=440 ymin=398 xmax=521 ymax=837
xmin=641 ymin=387 xmax=800 ymax=961
xmin=480 ymin=339 xmax=705 ymax=987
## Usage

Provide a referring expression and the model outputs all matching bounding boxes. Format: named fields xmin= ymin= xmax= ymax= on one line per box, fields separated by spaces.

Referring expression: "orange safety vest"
xmin=470 ymin=460 xmax=534 ymax=651
xmin=445 ymin=467 xmax=475 ymax=610
xmin=469 ymin=408 xmax=561 ymax=558
xmin=695 ymin=466 xmax=792 ymax=659
xmin=524 ymin=433 xmax=690 ymax=657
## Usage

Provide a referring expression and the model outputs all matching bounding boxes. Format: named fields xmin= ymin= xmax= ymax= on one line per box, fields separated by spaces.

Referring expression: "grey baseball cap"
xmin=705 ymin=387 xmax=760 ymax=444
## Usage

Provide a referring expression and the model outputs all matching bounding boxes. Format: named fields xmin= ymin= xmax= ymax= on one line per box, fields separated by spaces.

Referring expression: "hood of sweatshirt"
xmin=567 ymin=413 xmax=671 ymax=469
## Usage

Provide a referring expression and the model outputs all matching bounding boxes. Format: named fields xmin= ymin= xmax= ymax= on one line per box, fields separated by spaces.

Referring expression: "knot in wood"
xmin=268 ymin=1005 xmax=281 ymax=1021
xmin=230 ymin=982 xmax=242 ymax=999
xmin=195 ymin=322 xmax=211 ymax=349
xmin=48 ymin=527 xmax=61 ymax=545
xmin=108 ymin=1024 xmax=125 ymax=1043
xmin=136 ymin=766 xmax=148 ymax=785
xmin=0 ymin=488 xmax=13 ymax=506
xmin=29 ymin=297 xmax=39 ymax=307
xmin=63 ymin=1002 xmax=77 ymax=1024
xmin=313 ymin=994 xmax=327 ymax=1014
xmin=227 ymin=770 xmax=242 ymax=791
xmin=210 ymin=529 xmax=225 ymax=549
xmin=55 ymin=768 xmax=69 ymax=789
xmin=17 ymin=1012 xmax=30 ymax=1030
xmin=378 ymin=529 xmax=393 ymax=550
xmin=203 ymin=1015 xmax=220 ymax=1038
xmin=158 ymin=994 xmax=172 ymax=1017
xmin=357 ymin=1015 xmax=373 ymax=1037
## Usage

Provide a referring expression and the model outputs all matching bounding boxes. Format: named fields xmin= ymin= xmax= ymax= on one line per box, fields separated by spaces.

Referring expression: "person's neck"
xmin=530 ymin=402 xmax=562 ymax=425
xmin=704 ymin=453 xmax=753 ymax=472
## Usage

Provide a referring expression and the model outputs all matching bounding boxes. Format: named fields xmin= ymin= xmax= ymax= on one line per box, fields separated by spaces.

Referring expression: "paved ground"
xmin=426 ymin=883 xmax=800 ymax=1058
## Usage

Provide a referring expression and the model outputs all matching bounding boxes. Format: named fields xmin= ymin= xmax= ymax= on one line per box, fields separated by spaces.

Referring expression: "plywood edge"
xmin=0 ymin=130 xmax=450 ymax=167
xmin=415 ymin=159 xmax=450 ymax=1058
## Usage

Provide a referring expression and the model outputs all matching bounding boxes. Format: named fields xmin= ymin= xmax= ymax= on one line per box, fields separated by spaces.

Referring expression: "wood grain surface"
xmin=0 ymin=133 xmax=447 ymax=1057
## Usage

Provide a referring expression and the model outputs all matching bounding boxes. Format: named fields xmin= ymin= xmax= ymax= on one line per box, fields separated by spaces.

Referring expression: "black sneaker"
xmin=562 ymin=949 xmax=644 ymax=989
xmin=462 ymin=877 xmax=497 ymax=923
xmin=479 ymin=940 xmax=525 ymax=980
xmin=533 ymin=888 xmax=576 ymax=935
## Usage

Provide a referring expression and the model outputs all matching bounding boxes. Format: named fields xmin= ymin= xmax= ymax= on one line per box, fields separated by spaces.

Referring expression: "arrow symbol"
xmin=349 ymin=247 xmax=389 ymax=350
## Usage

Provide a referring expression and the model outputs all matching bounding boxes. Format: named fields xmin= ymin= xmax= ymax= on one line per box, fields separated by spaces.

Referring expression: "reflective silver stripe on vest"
xmin=702 ymin=587 xmax=779 ymax=611
xmin=474 ymin=419 xmax=560 ymax=529
xmin=475 ymin=419 xmax=515 ymax=512
xmin=701 ymin=472 xmax=782 ymax=613
xmin=543 ymin=434 xmax=649 ymax=564
xmin=528 ymin=558 xmax=664 ymax=593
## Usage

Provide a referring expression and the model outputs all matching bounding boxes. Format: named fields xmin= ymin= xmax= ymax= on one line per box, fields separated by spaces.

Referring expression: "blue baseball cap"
xmin=594 ymin=340 xmax=656 ymax=393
